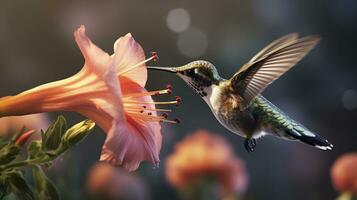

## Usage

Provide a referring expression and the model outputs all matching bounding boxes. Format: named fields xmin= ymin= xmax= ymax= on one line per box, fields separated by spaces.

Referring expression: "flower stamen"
xmin=166 ymin=84 xmax=172 ymax=90
xmin=125 ymin=107 xmax=172 ymax=113
xmin=123 ymin=82 xmax=180 ymax=125
xmin=145 ymin=108 xmax=172 ymax=112
xmin=160 ymin=118 xmax=180 ymax=124
xmin=125 ymin=111 xmax=179 ymax=124
xmin=123 ymin=88 xmax=171 ymax=99
xmin=151 ymin=51 xmax=159 ymax=62
xmin=118 ymin=51 xmax=159 ymax=76
xmin=124 ymin=100 xmax=179 ymax=105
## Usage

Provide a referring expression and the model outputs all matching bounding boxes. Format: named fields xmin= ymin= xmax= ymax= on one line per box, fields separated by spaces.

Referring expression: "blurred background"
xmin=0 ymin=0 xmax=356 ymax=199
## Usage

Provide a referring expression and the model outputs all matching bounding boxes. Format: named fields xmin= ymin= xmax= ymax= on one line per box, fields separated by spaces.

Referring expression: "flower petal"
xmin=75 ymin=73 xmax=127 ymax=129
xmin=100 ymin=77 xmax=162 ymax=171
xmin=74 ymin=26 xmax=125 ymax=122
xmin=113 ymin=33 xmax=147 ymax=87
xmin=100 ymin=116 xmax=161 ymax=171
xmin=74 ymin=25 xmax=111 ymax=76
xmin=119 ymin=77 xmax=162 ymax=153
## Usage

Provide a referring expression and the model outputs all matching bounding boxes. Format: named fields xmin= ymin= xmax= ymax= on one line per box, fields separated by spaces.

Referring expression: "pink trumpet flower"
xmin=0 ymin=26 xmax=180 ymax=171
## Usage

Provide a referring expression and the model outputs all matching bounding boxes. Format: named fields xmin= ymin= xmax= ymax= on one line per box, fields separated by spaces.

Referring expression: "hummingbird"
xmin=148 ymin=33 xmax=333 ymax=152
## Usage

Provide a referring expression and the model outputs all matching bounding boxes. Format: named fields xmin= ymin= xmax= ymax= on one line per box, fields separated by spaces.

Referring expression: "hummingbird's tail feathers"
xmin=253 ymin=96 xmax=333 ymax=150
xmin=285 ymin=127 xmax=333 ymax=150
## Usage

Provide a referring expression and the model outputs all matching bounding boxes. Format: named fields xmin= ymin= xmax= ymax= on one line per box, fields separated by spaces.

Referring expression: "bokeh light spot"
xmin=342 ymin=89 xmax=357 ymax=110
xmin=166 ymin=8 xmax=191 ymax=33
xmin=177 ymin=28 xmax=208 ymax=58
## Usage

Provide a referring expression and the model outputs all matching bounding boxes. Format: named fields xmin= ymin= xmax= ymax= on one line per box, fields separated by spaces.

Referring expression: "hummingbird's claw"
xmin=244 ymin=138 xmax=257 ymax=152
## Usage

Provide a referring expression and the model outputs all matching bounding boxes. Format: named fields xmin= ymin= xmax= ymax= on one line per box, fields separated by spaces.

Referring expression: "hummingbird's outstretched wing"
xmin=230 ymin=34 xmax=320 ymax=109
xmin=248 ymin=33 xmax=299 ymax=63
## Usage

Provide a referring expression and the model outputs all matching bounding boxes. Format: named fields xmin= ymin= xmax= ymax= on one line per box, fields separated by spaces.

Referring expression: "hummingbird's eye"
xmin=187 ymin=69 xmax=195 ymax=76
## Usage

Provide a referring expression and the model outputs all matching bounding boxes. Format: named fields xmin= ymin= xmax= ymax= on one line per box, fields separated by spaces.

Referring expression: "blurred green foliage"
xmin=0 ymin=116 xmax=95 ymax=200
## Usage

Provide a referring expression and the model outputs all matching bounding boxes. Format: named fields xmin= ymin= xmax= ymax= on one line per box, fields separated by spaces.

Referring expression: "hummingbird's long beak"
xmin=147 ymin=66 xmax=178 ymax=73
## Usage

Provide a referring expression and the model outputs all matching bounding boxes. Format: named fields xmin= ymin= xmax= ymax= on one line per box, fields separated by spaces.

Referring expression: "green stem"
xmin=0 ymin=157 xmax=50 ymax=171
xmin=0 ymin=160 xmax=31 ymax=170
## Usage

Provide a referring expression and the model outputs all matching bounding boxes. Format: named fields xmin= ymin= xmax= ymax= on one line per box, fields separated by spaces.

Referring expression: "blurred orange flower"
xmin=165 ymin=130 xmax=248 ymax=194
xmin=0 ymin=114 xmax=49 ymax=137
xmin=86 ymin=162 xmax=147 ymax=200
xmin=331 ymin=153 xmax=357 ymax=194
xmin=0 ymin=26 xmax=179 ymax=171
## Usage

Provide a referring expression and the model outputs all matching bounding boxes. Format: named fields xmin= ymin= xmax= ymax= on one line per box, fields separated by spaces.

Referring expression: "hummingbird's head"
xmin=148 ymin=60 xmax=222 ymax=97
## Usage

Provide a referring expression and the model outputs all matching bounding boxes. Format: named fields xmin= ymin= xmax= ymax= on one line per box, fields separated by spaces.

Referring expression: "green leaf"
xmin=27 ymin=141 xmax=46 ymax=160
xmin=0 ymin=145 xmax=20 ymax=165
xmin=42 ymin=116 xmax=67 ymax=154
xmin=0 ymin=173 xmax=11 ymax=199
xmin=0 ymin=137 xmax=6 ymax=148
xmin=7 ymin=170 xmax=34 ymax=200
xmin=61 ymin=120 xmax=95 ymax=148
xmin=32 ymin=165 xmax=60 ymax=200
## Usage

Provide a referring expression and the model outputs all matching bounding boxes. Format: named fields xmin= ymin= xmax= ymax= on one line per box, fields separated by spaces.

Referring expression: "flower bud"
xmin=15 ymin=130 xmax=35 ymax=146
xmin=62 ymin=120 xmax=95 ymax=147
xmin=41 ymin=116 xmax=66 ymax=153
xmin=0 ymin=145 xmax=20 ymax=165
xmin=0 ymin=130 xmax=35 ymax=164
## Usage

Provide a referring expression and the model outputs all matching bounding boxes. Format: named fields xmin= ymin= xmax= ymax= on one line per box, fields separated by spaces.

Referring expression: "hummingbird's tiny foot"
xmin=244 ymin=138 xmax=256 ymax=152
